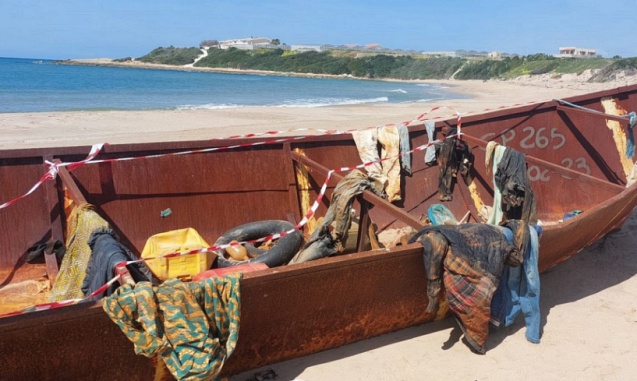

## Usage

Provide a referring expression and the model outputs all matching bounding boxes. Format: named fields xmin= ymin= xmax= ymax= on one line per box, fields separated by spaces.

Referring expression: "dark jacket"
xmin=81 ymin=228 xmax=152 ymax=298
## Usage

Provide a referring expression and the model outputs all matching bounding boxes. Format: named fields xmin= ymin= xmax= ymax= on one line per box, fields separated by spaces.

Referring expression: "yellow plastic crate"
xmin=141 ymin=227 xmax=213 ymax=281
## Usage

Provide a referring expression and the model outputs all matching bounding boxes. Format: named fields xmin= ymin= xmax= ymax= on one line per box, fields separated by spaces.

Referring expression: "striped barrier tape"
xmin=0 ymin=143 xmax=104 ymax=210
xmin=0 ymin=105 xmax=461 ymax=211
xmin=0 ymin=128 xmax=462 ymax=318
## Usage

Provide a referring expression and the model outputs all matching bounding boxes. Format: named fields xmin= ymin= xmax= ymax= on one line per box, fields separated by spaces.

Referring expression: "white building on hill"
xmin=219 ymin=38 xmax=272 ymax=50
xmin=558 ymin=47 xmax=597 ymax=58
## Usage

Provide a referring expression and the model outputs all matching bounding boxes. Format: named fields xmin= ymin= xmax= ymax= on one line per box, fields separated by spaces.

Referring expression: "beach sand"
xmin=1 ymin=73 xmax=635 ymax=150
xmin=2 ymin=74 xmax=637 ymax=380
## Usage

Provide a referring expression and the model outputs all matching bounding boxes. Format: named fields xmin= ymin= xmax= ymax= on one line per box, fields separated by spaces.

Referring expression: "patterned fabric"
xmin=49 ymin=203 xmax=110 ymax=301
xmin=102 ymin=275 xmax=241 ymax=381
xmin=409 ymin=222 xmax=526 ymax=353
xmin=444 ymin=253 xmax=498 ymax=353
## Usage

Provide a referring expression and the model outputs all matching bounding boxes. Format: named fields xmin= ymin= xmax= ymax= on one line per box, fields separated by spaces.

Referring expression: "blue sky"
xmin=2 ymin=0 xmax=635 ymax=60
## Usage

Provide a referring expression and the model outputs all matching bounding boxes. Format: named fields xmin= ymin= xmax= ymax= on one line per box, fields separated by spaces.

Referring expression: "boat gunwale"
xmin=0 ymin=242 xmax=424 ymax=328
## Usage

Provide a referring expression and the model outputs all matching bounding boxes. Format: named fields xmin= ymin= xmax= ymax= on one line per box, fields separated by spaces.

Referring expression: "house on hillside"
xmin=558 ymin=47 xmax=597 ymax=58
xmin=219 ymin=38 xmax=272 ymax=50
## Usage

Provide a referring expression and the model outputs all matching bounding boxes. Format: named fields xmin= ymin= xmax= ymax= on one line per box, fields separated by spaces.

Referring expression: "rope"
xmin=554 ymin=98 xmax=636 ymax=158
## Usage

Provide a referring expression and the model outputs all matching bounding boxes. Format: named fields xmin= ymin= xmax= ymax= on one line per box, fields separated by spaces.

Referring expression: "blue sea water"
xmin=0 ymin=57 xmax=466 ymax=113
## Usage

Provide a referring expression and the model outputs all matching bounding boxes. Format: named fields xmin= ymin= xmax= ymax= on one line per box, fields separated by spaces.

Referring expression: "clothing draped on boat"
xmin=486 ymin=142 xmax=537 ymax=224
xmin=484 ymin=143 xmax=542 ymax=343
xmin=102 ymin=275 xmax=241 ymax=381
xmin=491 ymin=225 xmax=542 ymax=343
xmin=49 ymin=203 xmax=110 ymax=301
xmin=81 ymin=228 xmax=152 ymax=298
xmin=408 ymin=220 xmax=528 ymax=353
xmin=352 ymin=125 xmax=409 ymax=202
xmin=424 ymin=120 xmax=437 ymax=166
xmin=436 ymin=127 xmax=473 ymax=201
xmin=397 ymin=124 xmax=412 ymax=176
xmin=290 ymin=169 xmax=385 ymax=263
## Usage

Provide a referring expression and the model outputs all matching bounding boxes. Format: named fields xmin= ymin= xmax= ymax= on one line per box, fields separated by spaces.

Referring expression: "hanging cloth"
xmin=352 ymin=126 xmax=403 ymax=202
xmin=49 ymin=203 xmax=110 ymax=301
xmin=290 ymin=169 xmax=385 ymax=263
xmin=424 ymin=120 xmax=437 ymax=166
xmin=377 ymin=125 xmax=402 ymax=202
xmin=408 ymin=221 xmax=526 ymax=354
xmin=102 ymin=275 xmax=241 ymax=381
xmin=397 ymin=123 xmax=412 ymax=175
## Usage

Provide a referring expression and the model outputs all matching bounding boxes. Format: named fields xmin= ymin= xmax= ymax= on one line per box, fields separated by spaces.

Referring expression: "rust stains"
xmin=601 ymin=97 xmax=634 ymax=180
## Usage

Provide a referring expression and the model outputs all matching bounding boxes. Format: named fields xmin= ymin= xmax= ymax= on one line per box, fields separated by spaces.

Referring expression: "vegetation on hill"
xmin=137 ymin=46 xmax=202 ymax=66
xmin=136 ymin=47 xmax=637 ymax=82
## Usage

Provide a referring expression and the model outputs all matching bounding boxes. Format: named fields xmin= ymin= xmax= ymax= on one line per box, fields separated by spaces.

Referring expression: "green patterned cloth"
xmin=102 ymin=275 xmax=241 ymax=381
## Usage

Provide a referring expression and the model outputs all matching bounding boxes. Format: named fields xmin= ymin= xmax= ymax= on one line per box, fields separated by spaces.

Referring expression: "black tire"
xmin=214 ymin=220 xmax=303 ymax=268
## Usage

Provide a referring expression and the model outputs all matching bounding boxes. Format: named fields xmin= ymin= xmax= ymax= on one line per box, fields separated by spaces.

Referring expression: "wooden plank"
xmin=55 ymin=160 xmax=87 ymax=205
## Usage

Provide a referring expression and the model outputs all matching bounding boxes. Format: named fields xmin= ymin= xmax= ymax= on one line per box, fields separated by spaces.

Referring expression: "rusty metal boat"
xmin=1 ymin=84 xmax=637 ymax=379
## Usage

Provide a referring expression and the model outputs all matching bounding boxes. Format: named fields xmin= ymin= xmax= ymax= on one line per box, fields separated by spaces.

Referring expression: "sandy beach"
xmin=2 ymin=69 xmax=636 ymax=150
xmin=2 ymin=72 xmax=637 ymax=380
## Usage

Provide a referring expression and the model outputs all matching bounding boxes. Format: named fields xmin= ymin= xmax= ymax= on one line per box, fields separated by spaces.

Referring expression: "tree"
xmin=271 ymin=38 xmax=281 ymax=46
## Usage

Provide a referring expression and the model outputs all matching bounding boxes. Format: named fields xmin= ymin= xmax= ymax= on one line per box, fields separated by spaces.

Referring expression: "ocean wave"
xmin=389 ymin=89 xmax=407 ymax=94
xmin=275 ymin=97 xmax=389 ymax=108
xmin=414 ymin=97 xmax=446 ymax=103
xmin=417 ymin=83 xmax=449 ymax=90
xmin=175 ymin=103 xmax=243 ymax=110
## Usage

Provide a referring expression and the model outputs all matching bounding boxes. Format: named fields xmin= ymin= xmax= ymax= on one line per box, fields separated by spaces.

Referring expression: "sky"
xmin=2 ymin=0 xmax=636 ymax=60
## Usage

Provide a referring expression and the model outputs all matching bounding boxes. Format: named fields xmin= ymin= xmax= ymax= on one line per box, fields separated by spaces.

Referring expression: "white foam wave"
xmin=275 ymin=97 xmax=389 ymax=108
xmin=389 ymin=89 xmax=407 ymax=94
xmin=417 ymin=83 xmax=449 ymax=89
xmin=176 ymin=103 xmax=243 ymax=110
xmin=175 ymin=97 xmax=390 ymax=110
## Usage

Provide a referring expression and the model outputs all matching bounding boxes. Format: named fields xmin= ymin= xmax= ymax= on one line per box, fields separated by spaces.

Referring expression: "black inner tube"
xmin=214 ymin=220 xmax=303 ymax=268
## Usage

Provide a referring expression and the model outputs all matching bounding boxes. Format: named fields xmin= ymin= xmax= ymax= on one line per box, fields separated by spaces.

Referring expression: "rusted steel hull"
xmin=1 ymin=85 xmax=637 ymax=379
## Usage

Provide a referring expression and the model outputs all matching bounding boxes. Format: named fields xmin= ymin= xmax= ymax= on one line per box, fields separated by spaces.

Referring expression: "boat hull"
xmin=2 ymin=85 xmax=637 ymax=378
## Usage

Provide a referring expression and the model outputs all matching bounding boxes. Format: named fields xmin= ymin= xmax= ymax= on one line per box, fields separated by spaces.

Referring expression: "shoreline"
xmin=2 ymin=59 xmax=637 ymax=151
xmin=2 ymin=76 xmax=636 ymax=150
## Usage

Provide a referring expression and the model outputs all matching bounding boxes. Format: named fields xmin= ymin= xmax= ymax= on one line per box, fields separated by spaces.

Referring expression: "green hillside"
xmin=136 ymin=47 xmax=637 ymax=82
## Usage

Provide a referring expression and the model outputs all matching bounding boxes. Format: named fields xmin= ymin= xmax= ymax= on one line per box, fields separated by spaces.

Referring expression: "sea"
xmin=0 ymin=57 xmax=466 ymax=113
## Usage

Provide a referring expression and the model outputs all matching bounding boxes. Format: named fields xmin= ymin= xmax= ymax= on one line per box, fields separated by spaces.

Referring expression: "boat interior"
xmin=1 ymin=85 xmax=637 ymax=377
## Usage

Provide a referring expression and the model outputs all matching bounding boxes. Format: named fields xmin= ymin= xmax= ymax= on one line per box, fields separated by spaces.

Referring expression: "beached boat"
xmin=1 ymin=84 xmax=637 ymax=379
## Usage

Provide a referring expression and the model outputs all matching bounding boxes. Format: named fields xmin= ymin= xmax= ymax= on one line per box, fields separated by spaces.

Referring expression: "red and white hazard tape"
xmin=0 ymin=262 xmax=127 ymax=319
xmin=0 ymin=143 xmax=104 ymax=211
xmin=123 ymin=130 xmax=462 ymax=264
xmin=0 ymin=129 xmax=461 ymax=318
xmin=1 ymin=97 xmax=549 ymax=213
